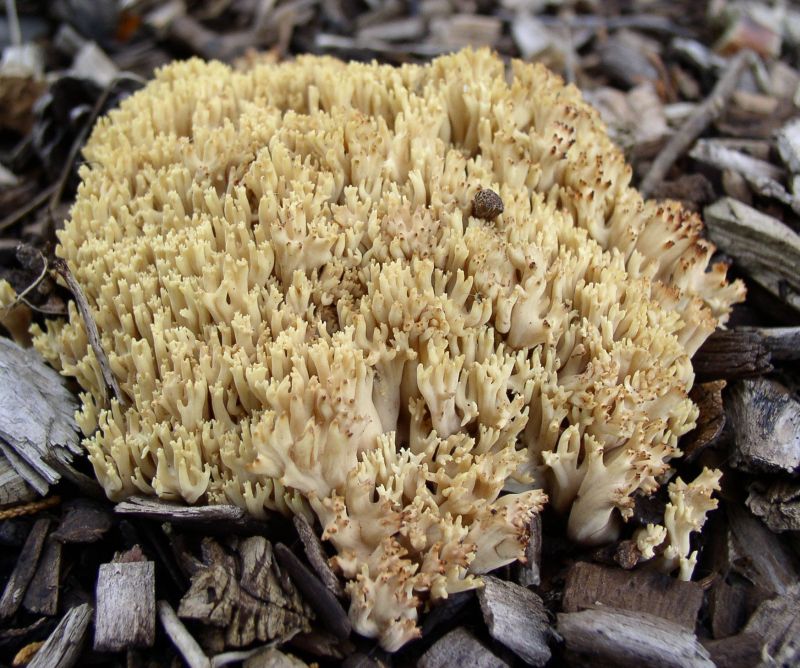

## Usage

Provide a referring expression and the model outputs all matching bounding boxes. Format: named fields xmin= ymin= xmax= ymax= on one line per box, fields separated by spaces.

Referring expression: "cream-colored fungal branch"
xmin=33 ymin=50 xmax=742 ymax=649
xmin=634 ymin=468 xmax=722 ymax=580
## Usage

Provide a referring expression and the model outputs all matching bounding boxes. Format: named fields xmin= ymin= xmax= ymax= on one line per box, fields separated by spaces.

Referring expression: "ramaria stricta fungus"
xmin=31 ymin=49 xmax=744 ymax=650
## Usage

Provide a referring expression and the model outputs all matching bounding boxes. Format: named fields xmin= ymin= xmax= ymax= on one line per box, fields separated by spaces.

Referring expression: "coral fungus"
xmin=33 ymin=49 xmax=743 ymax=648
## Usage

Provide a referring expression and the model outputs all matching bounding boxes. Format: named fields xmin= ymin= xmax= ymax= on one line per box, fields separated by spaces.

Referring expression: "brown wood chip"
xmin=682 ymin=380 xmax=726 ymax=462
xmin=51 ymin=498 xmax=112 ymax=544
xmin=0 ymin=518 xmax=51 ymax=619
xmin=693 ymin=330 xmax=772 ymax=382
xmin=94 ymin=561 xmax=156 ymax=651
xmin=22 ymin=537 xmax=61 ymax=616
xmin=562 ymin=562 xmax=704 ymax=629
xmin=274 ymin=543 xmax=351 ymax=641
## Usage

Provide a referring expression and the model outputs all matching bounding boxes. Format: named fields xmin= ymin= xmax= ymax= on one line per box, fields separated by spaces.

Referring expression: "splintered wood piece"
xmin=722 ymin=506 xmax=800 ymax=596
xmin=23 ymin=537 xmax=61 ymax=615
xmin=27 ymin=603 xmax=92 ymax=668
xmin=0 ymin=338 xmax=80 ymax=495
xmin=742 ymin=585 xmax=800 ymax=666
xmin=747 ymin=479 xmax=800 ymax=532
xmin=52 ymin=498 xmax=112 ymax=543
xmin=558 ymin=607 xmax=714 ymax=668
xmin=94 ymin=561 xmax=156 ymax=651
xmin=477 ymin=575 xmax=551 ymax=666
xmin=0 ymin=518 xmax=50 ymax=619
xmin=777 ymin=118 xmax=800 ymax=173
xmin=693 ymin=331 xmax=772 ymax=382
xmin=562 ymin=562 xmax=704 ymax=629
xmin=115 ymin=495 xmax=265 ymax=531
xmin=739 ymin=326 xmax=800 ymax=361
xmin=704 ymin=197 xmax=800 ymax=312
xmin=513 ymin=514 xmax=542 ymax=587
xmin=292 ymin=515 xmax=344 ymax=598
xmin=682 ymin=381 xmax=726 ymax=462
xmin=418 ymin=627 xmax=509 ymax=668
xmin=0 ymin=452 xmax=35 ymax=505
xmin=274 ymin=543 xmax=351 ymax=640
xmin=179 ymin=538 xmax=312 ymax=648
xmin=727 ymin=378 xmax=800 ymax=474
xmin=157 ymin=600 xmax=210 ymax=668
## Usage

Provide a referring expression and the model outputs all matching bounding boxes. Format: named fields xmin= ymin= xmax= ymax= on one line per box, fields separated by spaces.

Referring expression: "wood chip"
xmin=558 ymin=607 xmax=714 ymax=668
xmin=52 ymin=498 xmax=112 ymax=543
xmin=739 ymin=326 xmax=800 ymax=360
xmin=722 ymin=505 xmax=800 ymax=596
xmin=179 ymin=538 xmax=312 ymax=648
xmin=727 ymin=378 xmax=800 ymax=474
xmin=777 ymin=118 xmax=800 ymax=173
xmin=158 ymin=600 xmax=210 ymax=668
xmin=22 ymin=537 xmax=61 ymax=615
xmin=746 ymin=479 xmax=800 ymax=532
xmin=693 ymin=330 xmax=772 ymax=382
xmin=115 ymin=495 xmax=266 ymax=531
xmin=682 ymin=380 xmax=726 ymax=462
xmin=0 ymin=518 xmax=50 ymax=619
xmin=27 ymin=603 xmax=92 ymax=668
xmin=477 ymin=575 xmax=551 ymax=666
xmin=0 ymin=338 xmax=80 ymax=495
xmin=274 ymin=543 xmax=350 ymax=641
xmin=703 ymin=633 xmax=764 ymax=668
xmin=640 ymin=50 xmax=752 ymax=197
xmin=704 ymin=197 xmax=800 ymax=312
xmin=690 ymin=139 xmax=784 ymax=181
xmin=242 ymin=646 xmax=309 ymax=668
xmin=708 ymin=578 xmax=751 ymax=639
xmin=292 ymin=515 xmax=343 ymax=599
xmin=562 ymin=562 xmax=704 ymax=629
xmin=94 ymin=561 xmax=156 ymax=651
xmin=513 ymin=513 xmax=542 ymax=587
xmin=418 ymin=627 xmax=509 ymax=668
xmin=742 ymin=585 xmax=800 ymax=666
xmin=0 ymin=452 xmax=35 ymax=506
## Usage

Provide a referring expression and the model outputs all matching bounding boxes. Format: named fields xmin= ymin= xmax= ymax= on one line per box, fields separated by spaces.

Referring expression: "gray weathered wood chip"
xmin=28 ymin=602 xmax=93 ymax=668
xmin=94 ymin=561 xmax=156 ymax=651
xmin=418 ymin=627 xmax=509 ymax=668
xmin=477 ymin=575 xmax=552 ymax=666
xmin=747 ymin=479 xmax=800 ymax=532
xmin=705 ymin=197 xmax=800 ymax=312
xmin=115 ymin=495 xmax=266 ymax=531
xmin=558 ymin=607 xmax=714 ymax=668
xmin=727 ymin=378 xmax=800 ymax=474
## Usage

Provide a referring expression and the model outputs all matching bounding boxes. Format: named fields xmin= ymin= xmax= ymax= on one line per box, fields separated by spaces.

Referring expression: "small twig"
xmin=640 ymin=50 xmax=754 ymax=198
xmin=0 ymin=495 xmax=61 ymax=521
xmin=5 ymin=0 xmax=21 ymax=47
xmin=52 ymin=259 xmax=127 ymax=407
xmin=158 ymin=601 xmax=211 ymax=668
xmin=49 ymin=72 xmax=147 ymax=219
xmin=0 ymin=183 xmax=58 ymax=234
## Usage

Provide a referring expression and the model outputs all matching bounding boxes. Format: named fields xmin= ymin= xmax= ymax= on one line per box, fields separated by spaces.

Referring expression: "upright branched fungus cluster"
xmin=33 ymin=50 xmax=744 ymax=649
